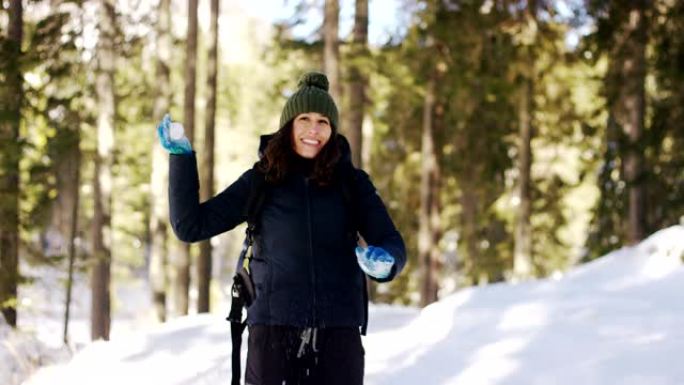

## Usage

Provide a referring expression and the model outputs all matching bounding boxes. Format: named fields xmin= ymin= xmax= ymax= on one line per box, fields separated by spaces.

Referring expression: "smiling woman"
xmin=157 ymin=71 xmax=406 ymax=385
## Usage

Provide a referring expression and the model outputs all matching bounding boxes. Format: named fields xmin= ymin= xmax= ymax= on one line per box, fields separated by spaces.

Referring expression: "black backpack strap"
xmin=229 ymin=166 xmax=269 ymax=385
xmin=227 ymin=238 xmax=251 ymax=385
xmin=229 ymin=265 xmax=248 ymax=385
xmin=244 ymin=165 xmax=268 ymax=239
xmin=230 ymin=320 xmax=247 ymax=385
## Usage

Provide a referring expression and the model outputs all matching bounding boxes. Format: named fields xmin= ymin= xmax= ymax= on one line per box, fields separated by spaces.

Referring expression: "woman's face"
xmin=291 ymin=112 xmax=332 ymax=159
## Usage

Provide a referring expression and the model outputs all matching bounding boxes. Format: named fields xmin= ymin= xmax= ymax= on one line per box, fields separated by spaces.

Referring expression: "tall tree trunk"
xmin=91 ymin=0 xmax=116 ymax=341
xmin=419 ymin=73 xmax=439 ymax=307
xmin=513 ymin=74 xmax=533 ymax=279
xmin=611 ymin=2 xmax=648 ymax=244
xmin=0 ymin=0 xmax=23 ymax=328
xmin=345 ymin=0 xmax=368 ymax=168
xmin=149 ymin=0 xmax=172 ymax=322
xmin=430 ymin=98 xmax=443 ymax=295
xmin=62 ymin=131 xmax=81 ymax=344
xmin=513 ymin=3 xmax=536 ymax=280
xmin=323 ymin=0 xmax=341 ymax=103
xmin=198 ymin=0 xmax=219 ymax=314
xmin=174 ymin=0 xmax=199 ymax=316
xmin=460 ymin=184 xmax=480 ymax=285
xmin=346 ymin=0 xmax=371 ymax=298
xmin=49 ymin=134 xmax=81 ymax=256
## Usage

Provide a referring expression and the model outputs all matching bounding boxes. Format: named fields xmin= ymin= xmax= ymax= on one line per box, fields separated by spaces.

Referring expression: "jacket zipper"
xmin=304 ymin=178 xmax=318 ymax=326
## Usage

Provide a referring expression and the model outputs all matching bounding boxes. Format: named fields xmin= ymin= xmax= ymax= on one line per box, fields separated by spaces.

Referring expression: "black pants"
xmin=245 ymin=325 xmax=364 ymax=385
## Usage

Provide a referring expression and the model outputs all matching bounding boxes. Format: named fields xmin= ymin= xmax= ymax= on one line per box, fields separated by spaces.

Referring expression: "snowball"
xmin=169 ymin=122 xmax=185 ymax=140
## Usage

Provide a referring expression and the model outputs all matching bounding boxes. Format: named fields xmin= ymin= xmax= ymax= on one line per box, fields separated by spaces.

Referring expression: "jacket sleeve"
xmin=169 ymin=152 xmax=251 ymax=243
xmin=354 ymin=169 xmax=407 ymax=282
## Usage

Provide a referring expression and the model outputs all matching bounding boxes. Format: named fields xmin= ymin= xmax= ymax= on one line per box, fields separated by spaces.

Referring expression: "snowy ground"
xmin=4 ymin=225 xmax=684 ymax=385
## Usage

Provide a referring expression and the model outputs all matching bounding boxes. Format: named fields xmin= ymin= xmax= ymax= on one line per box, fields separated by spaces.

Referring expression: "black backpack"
xmin=226 ymin=155 xmax=368 ymax=385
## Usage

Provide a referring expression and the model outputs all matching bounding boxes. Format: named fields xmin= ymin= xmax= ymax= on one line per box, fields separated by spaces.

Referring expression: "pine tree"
xmin=648 ymin=0 xmax=684 ymax=231
xmin=587 ymin=0 xmax=651 ymax=255
xmin=609 ymin=0 xmax=649 ymax=244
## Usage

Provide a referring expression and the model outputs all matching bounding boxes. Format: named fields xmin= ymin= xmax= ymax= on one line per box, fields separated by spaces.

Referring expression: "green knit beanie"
xmin=279 ymin=71 xmax=339 ymax=131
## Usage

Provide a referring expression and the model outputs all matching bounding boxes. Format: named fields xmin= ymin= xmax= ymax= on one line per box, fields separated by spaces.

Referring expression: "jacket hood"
xmin=258 ymin=133 xmax=353 ymax=165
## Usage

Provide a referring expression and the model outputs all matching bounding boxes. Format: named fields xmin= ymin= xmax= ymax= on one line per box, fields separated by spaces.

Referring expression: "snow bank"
xmin=15 ymin=225 xmax=684 ymax=385
xmin=0 ymin=316 xmax=70 ymax=385
xmin=364 ymin=225 xmax=684 ymax=385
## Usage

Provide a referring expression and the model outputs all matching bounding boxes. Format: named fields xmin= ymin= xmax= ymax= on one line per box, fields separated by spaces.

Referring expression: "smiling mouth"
xmin=301 ymin=138 xmax=320 ymax=146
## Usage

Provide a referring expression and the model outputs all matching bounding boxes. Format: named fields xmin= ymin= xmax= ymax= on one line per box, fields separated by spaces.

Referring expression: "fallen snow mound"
xmin=16 ymin=225 xmax=684 ymax=385
xmin=0 ymin=316 xmax=70 ymax=385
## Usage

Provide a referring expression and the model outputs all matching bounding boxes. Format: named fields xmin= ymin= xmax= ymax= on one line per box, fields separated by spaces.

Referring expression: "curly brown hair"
xmin=257 ymin=121 xmax=341 ymax=187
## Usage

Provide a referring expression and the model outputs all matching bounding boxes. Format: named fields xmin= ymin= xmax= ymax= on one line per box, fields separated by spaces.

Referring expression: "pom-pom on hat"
xmin=279 ymin=71 xmax=339 ymax=131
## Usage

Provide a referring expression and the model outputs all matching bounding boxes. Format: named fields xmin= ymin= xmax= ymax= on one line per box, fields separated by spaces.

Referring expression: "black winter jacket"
xmin=168 ymin=136 xmax=406 ymax=329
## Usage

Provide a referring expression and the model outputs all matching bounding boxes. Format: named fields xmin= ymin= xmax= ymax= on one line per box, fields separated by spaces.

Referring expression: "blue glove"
xmin=355 ymin=245 xmax=395 ymax=280
xmin=157 ymin=113 xmax=193 ymax=155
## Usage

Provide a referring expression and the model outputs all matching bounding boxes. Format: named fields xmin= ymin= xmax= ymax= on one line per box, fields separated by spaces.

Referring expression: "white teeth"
xmin=302 ymin=139 xmax=319 ymax=145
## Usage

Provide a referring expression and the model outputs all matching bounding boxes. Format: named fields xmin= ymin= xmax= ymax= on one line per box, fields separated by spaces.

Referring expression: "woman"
xmin=157 ymin=72 xmax=406 ymax=385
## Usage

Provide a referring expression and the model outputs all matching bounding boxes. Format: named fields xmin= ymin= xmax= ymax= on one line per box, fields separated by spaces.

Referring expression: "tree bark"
xmin=460 ymin=184 xmax=480 ymax=285
xmin=198 ymin=0 xmax=219 ymax=314
xmin=174 ymin=0 xmax=199 ymax=316
xmin=149 ymin=0 xmax=172 ymax=322
xmin=419 ymin=73 xmax=439 ymax=307
xmin=513 ymin=3 xmax=536 ymax=280
xmin=63 ymin=132 xmax=80 ymax=344
xmin=345 ymin=0 xmax=368 ymax=168
xmin=91 ymin=0 xmax=116 ymax=341
xmin=323 ymin=0 xmax=341 ymax=103
xmin=611 ymin=2 xmax=648 ymax=244
xmin=0 ymin=0 xmax=23 ymax=328
xmin=513 ymin=74 xmax=533 ymax=279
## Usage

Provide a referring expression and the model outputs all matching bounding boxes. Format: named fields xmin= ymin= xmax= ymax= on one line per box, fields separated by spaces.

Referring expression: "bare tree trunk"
xmin=513 ymin=78 xmax=533 ymax=279
xmin=460 ymin=184 xmax=479 ymax=285
xmin=0 ymin=0 xmax=22 ymax=328
xmin=198 ymin=0 xmax=219 ymax=314
xmin=91 ymin=0 xmax=116 ymax=341
xmin=323 ymin=0 xmax=341 ymax=102
xmin=183 ymin=0 xmax=198 ymax=142
xmin=345 ymin=0 xmax=368 ymax=168
xmin=612 ymin=2 xmax=648 ymax=244
xmin=513 ymin=1 xmax=536 ymax=280
xmin=430 ymin=98 xmax=443 ymax=296
xmin=63 ymin=134 xmax=80 ymax=344
xmin=174 ymin=0 xmax=199 ymax=316
xmin=513 ymin=76 xmax=533 ymax=279
xmin=419 ymin=73 xmax=439 ymax=307
xmin=149 ymin=0 xmax=172 ymax=322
